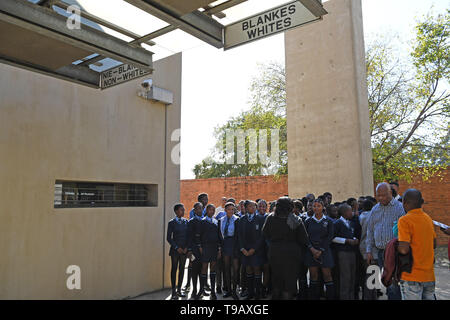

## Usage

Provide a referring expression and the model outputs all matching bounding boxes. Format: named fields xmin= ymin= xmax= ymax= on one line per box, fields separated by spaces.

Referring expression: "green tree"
xmin=194 ymin=11 xmax=450 ymax=181
xmin=368 ymin=10 xmax=449 ymax=181
xmin=193 ymin=62 xmax=287 ymax=178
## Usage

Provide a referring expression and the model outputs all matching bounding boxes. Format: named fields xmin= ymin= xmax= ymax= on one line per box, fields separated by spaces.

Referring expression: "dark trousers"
xmin=354 ymin=251 xmax=364 ymax=299
xmin=331 ymin=249 xmax=340 ymax=299
xmin=191 ymin=259 xmax=202 ymax=296
xmin=216 ymin=255 xmax=223 ymax=290
xmin=297 ymin=263 xmax=308 ymax=300
xmin=362 ymin=260 xmax=377 ymax=300
xmin=337 ymin=251 xmax=356 ymax=300
xmin=170 ymin=253 xmax=187 ymax=292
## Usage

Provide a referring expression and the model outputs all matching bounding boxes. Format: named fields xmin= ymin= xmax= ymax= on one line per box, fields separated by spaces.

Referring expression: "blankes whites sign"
xmin=224 ymin=0 xmax=320 ymax=50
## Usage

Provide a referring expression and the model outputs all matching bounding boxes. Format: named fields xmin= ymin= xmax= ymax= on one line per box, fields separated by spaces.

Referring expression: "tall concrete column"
xmin=285 ymin=0 xmax=373 ymax=201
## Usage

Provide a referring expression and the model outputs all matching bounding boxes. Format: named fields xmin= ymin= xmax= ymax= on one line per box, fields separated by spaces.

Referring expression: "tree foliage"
xmin=194 ymin=11 xmax=450 ymax=181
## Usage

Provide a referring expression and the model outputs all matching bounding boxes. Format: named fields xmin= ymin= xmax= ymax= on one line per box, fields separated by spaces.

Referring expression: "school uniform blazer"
xmin=333 ymin=218 xmax=361 ymax=252
xmin=304 ymin=216 xmax=335 ymax=251
xmin=167 ymin=217 xmax=189 ymax=253
xmin=200 ymin=217 xmax=221 ymax=248
xmin=187 ymin=217 xmax=203 ymax=257
xmin=238 ymin=214 xmax=265 ymax=253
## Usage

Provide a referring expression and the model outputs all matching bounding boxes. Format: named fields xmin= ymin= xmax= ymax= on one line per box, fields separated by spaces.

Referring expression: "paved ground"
xmin=131 ymin=247 xmax=450 ymax=300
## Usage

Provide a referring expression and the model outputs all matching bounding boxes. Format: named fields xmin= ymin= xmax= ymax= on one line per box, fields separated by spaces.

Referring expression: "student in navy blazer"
xmin=218 ymin=202 xmax=240 ymax=300
xmin=332 ymin=203 xmax=361 ymax=300
xmin=199 ymin=204 xmax=221 ymax=300
xmin=187 ymin=202 xmax=206 ymax=300
xmin=167 ymin=203 xmax=189 ymax=299
xmin=304 ymin=199 xmax=335 ymax=300
xmin=238 ymin=200 xmax=266 ymax=300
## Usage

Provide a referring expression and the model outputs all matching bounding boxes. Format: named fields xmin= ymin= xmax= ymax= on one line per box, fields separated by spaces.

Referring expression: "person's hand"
xmin=366 ymin=252 xmax=373 ymax=265
xmin=314 ymin=251 xmax=322 ymax=259
xmin=177 ymin=248 xmax=183 ymax=254
xmin=310 ymin=248 xmax=322 ymax=259
xmin=241 ymin=249 xmax=249 ymax=256
xmin=183 ymin=248 xmax=188 ymax=254
xmin=199 ymin=247 xmax=203 ymax=255
xmin=248 ymin=248 xmax=255 ymax=256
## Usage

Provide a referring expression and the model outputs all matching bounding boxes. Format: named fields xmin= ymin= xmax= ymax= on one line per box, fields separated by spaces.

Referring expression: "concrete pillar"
xmin=285 ymin=0 xmax=373 ymax=201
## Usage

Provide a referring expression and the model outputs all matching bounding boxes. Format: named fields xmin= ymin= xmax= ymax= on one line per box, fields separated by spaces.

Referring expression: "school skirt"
xmin=304 ymin=247 xmax=334 ymax=268
xmin=241 ymin=251 xmax=265 ymax=267
xmin=201 ymin=243 xmax=219 ymax=263
xmin=222 ymin=237 xmax=235 ymax=257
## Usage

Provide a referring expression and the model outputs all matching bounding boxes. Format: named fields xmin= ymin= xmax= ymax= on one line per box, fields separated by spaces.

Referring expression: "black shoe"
xmin=240 ymin=289 xmax=248 ymax=298
xmin=261 ymin=287 xmax=268 ymax=299
xmin=210 ymin=293 xmax=217 ymax=300
xmin=199 ymin=290 xmax=210 ymax=297
xmin=223 ymin=291 xmax=232 ymax=298
xmin=191 ymin=293 xmax=199 ymax=300
xmin=171 ymin=292 xmax=178 ymax=300
xmin=177 ymin=290 xmax=186 ymax=298
xmin=216 ymin=287 xmax=222 ymax=294
xmin=232 ymin=291 xmax=240 ymax=300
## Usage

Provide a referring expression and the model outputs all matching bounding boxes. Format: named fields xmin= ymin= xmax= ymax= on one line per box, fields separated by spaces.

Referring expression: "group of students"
xmin=166 ymin=185 xmax=443 ymax=300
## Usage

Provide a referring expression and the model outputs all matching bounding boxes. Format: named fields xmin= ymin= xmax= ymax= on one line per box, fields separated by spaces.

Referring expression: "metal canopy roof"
xmin=0 ymin=0 xmax=327 ymax=89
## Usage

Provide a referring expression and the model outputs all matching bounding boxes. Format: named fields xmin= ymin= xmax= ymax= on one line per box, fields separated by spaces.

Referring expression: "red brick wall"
xmin=180 ymin=175 xmax=288 ymax=210
xmin=392 ymin=169 xmax=449 ymax=247
xmin=181 ymin=169 xmax=449 ymax=245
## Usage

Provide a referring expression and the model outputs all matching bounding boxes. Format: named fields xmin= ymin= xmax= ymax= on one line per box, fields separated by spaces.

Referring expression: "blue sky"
xmin=180 ymin=0 xmax=449 ymax=179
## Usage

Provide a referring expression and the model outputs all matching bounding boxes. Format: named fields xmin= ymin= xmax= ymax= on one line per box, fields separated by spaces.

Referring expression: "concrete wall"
xmin=285 ymin=0 xmax=373 ymax=201
xmin=0 ymin=53 xmax=181 ymax=299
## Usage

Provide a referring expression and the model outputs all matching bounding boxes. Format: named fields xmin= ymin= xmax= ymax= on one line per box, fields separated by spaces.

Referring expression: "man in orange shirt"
xmin=397 ymin=189 xmax=436 ymax=300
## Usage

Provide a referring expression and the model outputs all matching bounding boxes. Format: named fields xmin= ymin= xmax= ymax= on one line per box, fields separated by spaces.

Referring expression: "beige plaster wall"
xmin=285 ymin=0 xmax=374 ymax=201
xmin=0 ymin=53 xmax=181 ymax=299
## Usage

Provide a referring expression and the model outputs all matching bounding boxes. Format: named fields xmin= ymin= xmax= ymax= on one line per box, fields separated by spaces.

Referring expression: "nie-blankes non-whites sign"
xmin=100 ymin=64 xmax=151 ymax=89
xmin=224 ymin=0 xmax=320 ymax=50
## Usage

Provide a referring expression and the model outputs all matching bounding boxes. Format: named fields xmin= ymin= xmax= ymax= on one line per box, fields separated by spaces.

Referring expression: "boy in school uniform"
xmin=187 ymin=202 xmax=208 ymax=300
xmin=189 ymin=193 xmax=208 ymax=219
xmin=332 ymin=203 xmax=361 ymax=300
xmin=199 ymin=204 xmax=222 ymax=300
xmin=257 ymin=199 xmax=271 ymax=298
xmin=238 ymin=200 xmax=266 ymax=300
xmin=166 ymin=203 xmax=189 ymax=299
xmin=185 ymin=193 xmax=209 ymax=293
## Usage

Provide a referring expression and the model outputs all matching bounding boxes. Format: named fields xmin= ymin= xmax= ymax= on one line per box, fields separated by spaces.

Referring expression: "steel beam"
xmin=0 ymin=0 xmax=153 ymax=71
xmin=53 ymin=1 xmax=157 ymax=46
xmin=124 ymin=0 xmax=224 ymax=48
xmin=0 ymin=54 xmax=99 ymax=88
xmin=205 ymin=0 xmax=247 ymax=16
xmin=299 ymin=0 xmax=328 ymax=17
xmin=128 ymin=25 xmax=177 ymax=47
